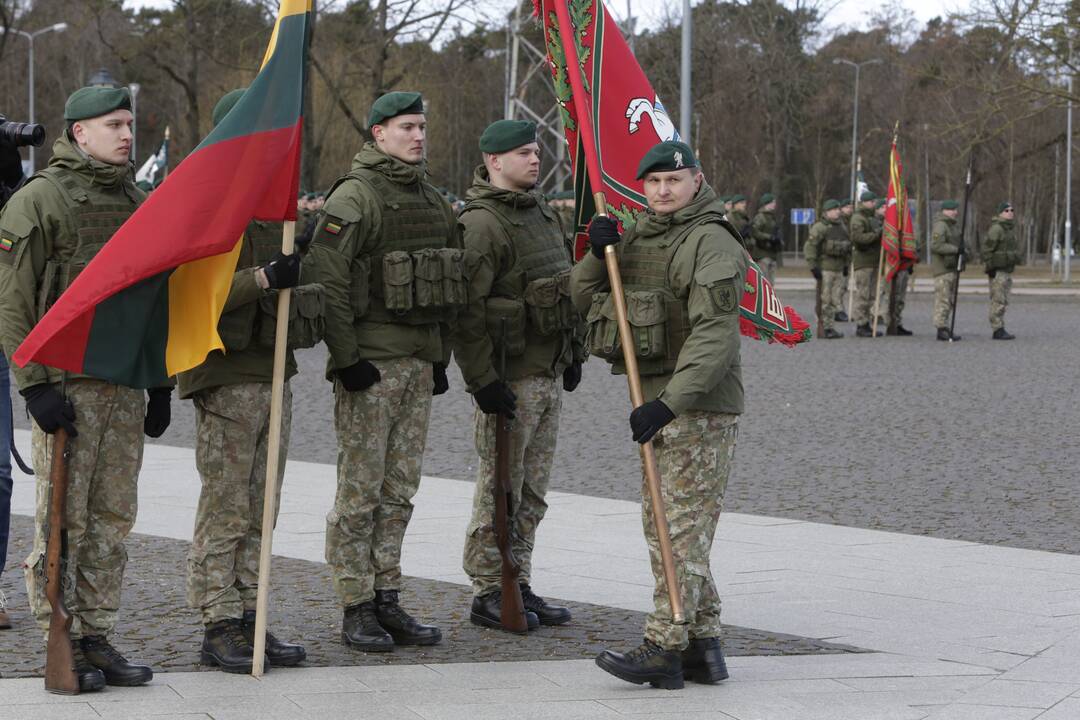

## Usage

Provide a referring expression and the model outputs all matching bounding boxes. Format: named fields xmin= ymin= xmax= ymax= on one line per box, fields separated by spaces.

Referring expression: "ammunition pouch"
xmin=586 ymin=289 xmax=686 ymax=376
xmin=372 ymin=247 xmax=468 ymax=325
xmin=484 ymin=296 xmax=526 ymax=358
xmin=522 ymin=269 xmax=577 ymax=336
xmin=256 ymin=283 xmax=326 ymax=349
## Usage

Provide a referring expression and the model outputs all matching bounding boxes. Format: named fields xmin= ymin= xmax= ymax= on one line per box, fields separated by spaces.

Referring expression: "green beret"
xmin=212 ymin=88 xmax=247 ymax=127
xmin=860 ymin=191 xmax=876 ymax=202
xmin=997 ymin=201 xmax=1013 ymax=213
xmin=635 ymin=141 xmax=698 ymax=179
xmin=730 ymin=194 xmax=747 ymax=204
xmin=839 ymin=197 xmax=853 ymax=207
xmin=941 ymin=199 xmax=959 ymax=210
xmin=64 ymin=86 xmax=132 ymax=122
xmin=479 ymin=119 xmax=537 ymax=154
xmin=368 ymin=91 xmax=424 ymax=128
xmin=135 ymin=180 xmax=154 ymax=193
xmin=822 ymin=199 xmax=841 ymax=211
xmin=875 ymin=198 xmax=886 ymax=209
xmin=759 ymin=193 xmax=775 ymax=205
xmin=719 ymin=195 xmax=730 ymax=203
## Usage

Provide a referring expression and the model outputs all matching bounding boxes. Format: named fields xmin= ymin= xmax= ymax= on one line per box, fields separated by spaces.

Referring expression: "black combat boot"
xmin=894 ymin=325 xmax=913 ymax=336
xmin=242 ymin=610 xmax=306 ymax=667
xmin=823 ymin=328 xmax=844 ymax=339
xmin=81 ymin=635 xmax=153 ymax=686
xmin=374 ymin=590 xmax=442 ymax=646
xmin=855 ymin=323 xmax=873 ymax=337
xmin=937 ymin=327 xmax=950 ymax=341
xmin=342 ymin=601 xmax=394 ymax=652
xmin=201 ymin=618 xmax=266 ymax=673
xmin=993 ymin=328 xmax=1015 ymax=340
xmin=834 ymin=310 xmax=849 ymax=322
xmin=681 ymin=637 xmax=729 ymax=683
xmin=596 ymin=640 xmax=684 ymax=689
xmin=470 ymin=591 xmax=539 ymax=632
xmin=70 ymin=639 xmax=106 ymax=692
xmin=520 ymin=584 xmax=572 ymax=626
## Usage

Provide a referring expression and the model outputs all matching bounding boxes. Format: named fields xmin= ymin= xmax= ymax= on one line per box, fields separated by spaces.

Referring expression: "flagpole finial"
xmin=893 ymin=120 xmax=900 ymax=142
xmin=165 ymin=126 xmax=171 ymax=140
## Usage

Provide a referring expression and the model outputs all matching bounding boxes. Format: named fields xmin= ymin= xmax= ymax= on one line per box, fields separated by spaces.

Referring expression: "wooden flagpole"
xmin=251 ymin=220 xmax=295 ymax=677
xmin=552 ymin=0 xmax=684 ymax=623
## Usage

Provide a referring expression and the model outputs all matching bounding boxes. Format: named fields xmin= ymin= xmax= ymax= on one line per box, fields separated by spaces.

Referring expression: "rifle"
xmin=948 ymin=163 xmax=973 ymax=342
xmin=44 ymin=427 xmax=78 ymax=695
xmin=814 ymin=272 xmax=824 ymax=339
xmin=493 ymin=319 xmax=528 ymax=633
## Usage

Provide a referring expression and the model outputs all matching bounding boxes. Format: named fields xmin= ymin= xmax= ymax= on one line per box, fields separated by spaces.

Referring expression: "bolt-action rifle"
xmin=44 ymin=428 xmax=78 ymax=694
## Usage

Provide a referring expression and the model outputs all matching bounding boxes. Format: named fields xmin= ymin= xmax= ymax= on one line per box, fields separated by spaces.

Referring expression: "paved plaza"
xmin=2 ymin=280 xmax=1079 ymax=718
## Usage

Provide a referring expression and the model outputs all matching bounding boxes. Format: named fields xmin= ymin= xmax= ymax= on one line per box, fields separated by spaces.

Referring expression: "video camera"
xmin=0 ymin=116 xmax=46 ymax=148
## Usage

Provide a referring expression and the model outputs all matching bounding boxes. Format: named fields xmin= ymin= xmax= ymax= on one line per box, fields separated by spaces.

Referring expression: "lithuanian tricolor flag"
xmin=13 ymin=0 xmax=310 ymax=388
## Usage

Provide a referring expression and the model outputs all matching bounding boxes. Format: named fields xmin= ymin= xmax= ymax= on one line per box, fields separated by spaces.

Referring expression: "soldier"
xmin=805 ymin=199 xmax=849 ymax=339
xmin=849 ymin=191 xmax=882 ymax=337
xmin=571 ymin=140 xmax=744 ymax=689
xmin=454 ymin=120 xmax=584 ymax=631
xmin=835 ymin=198 xmax=854 ymax=322
xmin=310 ymin=91 xmax=458 ymax=651
xmin=749 ymin=193 xmax=781 ymax=284
xmin=931 ymin=200 xmax=962 ymax=341
xmin=0 ymin=86 xmax=169 ymax=691
xmin=722 ymin=196 xmax=733 ymax=214
xmin=982 ymin=202 xmax=1020 ymax=340
xmin=178 ymin=90 xmax=310 ymax=674
xmin=726 ymin=194 xmax=751 ymax=249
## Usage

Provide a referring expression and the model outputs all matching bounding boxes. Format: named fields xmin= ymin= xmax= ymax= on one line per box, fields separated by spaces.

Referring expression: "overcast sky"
xmin=126 ymin=0 xmax=970 ymax=38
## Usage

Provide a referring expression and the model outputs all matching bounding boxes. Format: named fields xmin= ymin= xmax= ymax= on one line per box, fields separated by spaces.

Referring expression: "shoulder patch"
xmin=695 ymin=259 xmax=740 ymax=316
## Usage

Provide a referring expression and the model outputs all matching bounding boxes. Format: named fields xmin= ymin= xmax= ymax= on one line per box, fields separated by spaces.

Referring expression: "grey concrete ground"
xmin=11 ymin=292 xmax=1078 ymax=553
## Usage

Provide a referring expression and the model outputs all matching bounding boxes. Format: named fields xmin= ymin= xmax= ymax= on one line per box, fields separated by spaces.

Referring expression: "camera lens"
xmin=0 ymin=121 xmax=46 ymax=148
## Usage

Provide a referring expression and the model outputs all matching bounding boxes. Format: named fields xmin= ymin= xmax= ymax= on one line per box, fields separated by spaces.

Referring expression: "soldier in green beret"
xmin=179 ymin=90 xmax=310 ymax=673
xmin=849 ymin=191 xmax=884 ymax=337
xmin=982 ymin=202 xmax=1020 ymax=339
xmin=805 ymin=199 xmax=849 ymax=339
xmin=0 ymin=85 xmax=168 ymax=691
xmin=571 ymin=140 xmax=745 ymax=688
xmin=726 ymin=194 xmax=751 ymax=250
xmin=310 ymin=90 xmax=457 ymax=651
xmin=835 ymin=198 xmax=854 ymax=322
xmin=931 ymin=199 xmax=963 ymax=341
xmin=454 ymin=119 xmax=584 ymax=631
xmin=749 ymin=192 xmax=781 ymax=283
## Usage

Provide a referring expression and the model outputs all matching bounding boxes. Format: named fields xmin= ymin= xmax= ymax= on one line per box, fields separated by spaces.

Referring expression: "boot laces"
xmin=519 ymin=585 xmax=547 ymax=610
xmin=84 ymin=635 xmax=128 ymax=664
xmin=626 ymin=640 xmax=664 ymax=662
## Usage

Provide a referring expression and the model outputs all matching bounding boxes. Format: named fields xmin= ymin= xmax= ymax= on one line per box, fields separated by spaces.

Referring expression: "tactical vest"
xmin=587 ymin=214 xmax=726 ymax=376
xmin=332 ymin=168 xmax=464 ymax=326
xmin=216 ymin=220 xmax=326 ymax=352
xmin=462 ymin=196 xmax=576 ymax=355
xmin=32 ymin=167 xmax=140 ymax=320
xmin=824 ymin=220 xmax=850 ymax=257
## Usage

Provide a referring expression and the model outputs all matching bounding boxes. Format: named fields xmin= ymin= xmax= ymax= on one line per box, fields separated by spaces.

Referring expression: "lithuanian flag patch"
xmin=0 ymin=237 xmax=14 ymax=252
xmin=325 ymin=222 xmax=341 ymax=235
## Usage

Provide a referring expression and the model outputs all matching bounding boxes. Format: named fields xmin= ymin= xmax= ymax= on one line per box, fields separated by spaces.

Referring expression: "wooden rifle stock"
xmin=44 ymin=428 xmax=78 ymax=695
xmin=493 ymin=319 xmax=528 ymax=633
xmin=815 ymin=275 xmax=824 ymax=339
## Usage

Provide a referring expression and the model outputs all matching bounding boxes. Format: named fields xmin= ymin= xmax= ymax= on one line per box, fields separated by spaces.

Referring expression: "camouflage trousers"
xmin=988 ymin=271 xmax=1012 ymax=331
xmin=326 ymin=357 xmax=432 ymax=607
xmin=187 ymin=382 xmax=292 ymax=624
xmin=932 ymin=273 xmax=958 ymax=329
xmin=852 ymin=267 xmax=885 ymax=326
xmin=887 ymin=270 xmax=910 ymax=324
xmin=757 ymin=257 xmax=777 ymax=286
xmin=25 ymin=379 xmax=144 ymax=639
xmin=643 ymin=410 xmax=738 ymax=651
xmin=819 ymin=270 xmax=843 ymax=331
xmin=463 ymin=376 xmax=561 ymax=597
xmin=832 ymin=269 xmax=847 ymax=313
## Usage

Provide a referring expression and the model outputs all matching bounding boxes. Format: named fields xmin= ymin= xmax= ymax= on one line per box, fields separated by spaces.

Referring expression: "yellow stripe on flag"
xmin=261 ymin=0 xmax=312 ymax=69
xmin=164 ymin=238 xmax=244 ymax=376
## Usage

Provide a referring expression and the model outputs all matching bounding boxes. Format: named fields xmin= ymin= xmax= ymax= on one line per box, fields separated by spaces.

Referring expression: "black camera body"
xmin=0 ymin=116 xmax=46 ymax=148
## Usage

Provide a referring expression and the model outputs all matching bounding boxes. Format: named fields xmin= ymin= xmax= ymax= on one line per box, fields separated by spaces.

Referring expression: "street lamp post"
xmin=1065 ymin=40 xmax=1073 ymax=283
xmin=833 ymin=58 xmax=882 ymax=203
xmin=680 ymin=0 xmax=691 ymax=144
xmin=14 ymin=22 xmax=68 ymax=174
xmin=129 ymin=83 xmax=141 ymax=165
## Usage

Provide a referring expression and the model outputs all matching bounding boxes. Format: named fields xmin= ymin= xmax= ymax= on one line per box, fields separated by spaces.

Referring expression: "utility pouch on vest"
xmin=349 ymin=256 xmax=371 ymax=318
xmin=256 ymin=283 xmax=326 ymax=349
xmin=217 ymin=301 xmax=259 ymax=352
xmin=413 ymin=248 xmax=446 ymax=308
xmin=586 ymin=289 xmax=669 ymax=369
xmin=382 ymin=251 xmax=414 ymax=313
xmin=485 ymin=296 xmax=526 ymax=357
xmin=440 ymin=248 xmax=468 ymax=307
xmin=523 ymin=269 xmax=576 ymax=336
xmin=825 ymin=239 xmax=850 ymax=257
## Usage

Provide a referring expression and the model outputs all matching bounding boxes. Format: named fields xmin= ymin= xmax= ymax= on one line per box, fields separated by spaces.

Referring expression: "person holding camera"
xmin=0 ymin=86 xmax=171 ymax=692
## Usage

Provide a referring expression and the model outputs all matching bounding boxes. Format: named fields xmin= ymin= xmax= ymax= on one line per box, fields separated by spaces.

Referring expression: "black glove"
xmin=987 ymin=268 xmax=997 ymax=279
xmin=588 ymin=216 xmax=621 ymax=259
xmin=21 ymin=384 xmax=78 ymax=437
xmin=629 ymin=399 xmax=675 ymax=444
xmin=810 ymin=266 xmax=822 ymax=281
xmin=908 ymin=266 xmax=916 ymax=278
xmin=474 ymin=380 xmax=516 ymax=418
xmin=843 ymin=264 xmax=850 ymax=276
xmin=337 ymin=360 xmax=381 ymax=392
xmin=261 ymin=251 xmax=302 ymax=289
xmin=144 ymin=387 xmax=172 ymax=438
xmin=563 ymin=362 xmax=582 ymax=392
xmin=432 ymin=363 xmax=449 ymax=396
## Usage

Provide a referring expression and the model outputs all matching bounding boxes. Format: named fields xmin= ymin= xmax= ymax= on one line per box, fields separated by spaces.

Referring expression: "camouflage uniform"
xmin=0 ymin=134 xmax=148 ymax=639
xmin=453 ymin=166 xmax=584 ymax=596
xmin=310 ymin=142 xmax=459 ymax=608
xmin=570 ymin=182 xmax=745 ymax=651
xmin=849 ymin=206 xmax=883 ymax=326
xmin=930 ymin=212 xmax=962 ymax=329
xmin=983 ymin=217 xmax=1020 ymax=331
xmin=804 ymin=214 xmax=850 ymax=333
xmin=748 ymin=208 xmax=780 ymax=284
